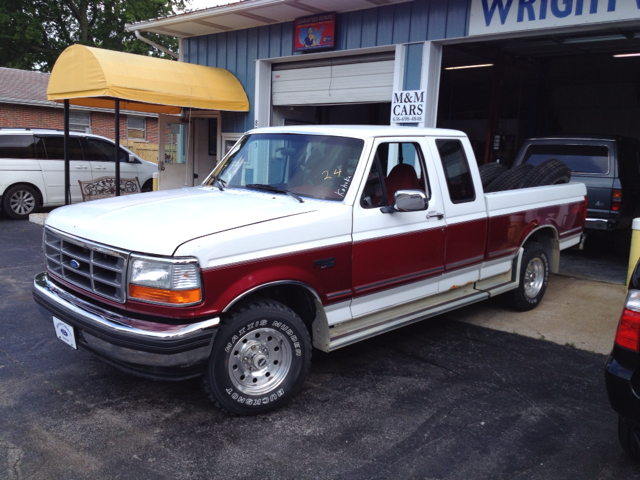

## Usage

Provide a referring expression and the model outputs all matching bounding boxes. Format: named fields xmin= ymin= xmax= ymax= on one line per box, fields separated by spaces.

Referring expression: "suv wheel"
xmin=2 ymin=185 xmax=40 ymax=220
xmin=619 ymin=416 xmax=640 ymax=460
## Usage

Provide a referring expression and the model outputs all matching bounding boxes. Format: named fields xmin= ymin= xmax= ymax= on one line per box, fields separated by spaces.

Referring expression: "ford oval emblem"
xmin=70 ymin=259 xmax=80 ymax=269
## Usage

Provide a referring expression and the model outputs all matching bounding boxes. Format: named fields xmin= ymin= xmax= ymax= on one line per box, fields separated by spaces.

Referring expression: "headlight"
xmin=128 ymin=256 xmax=202 ymax=306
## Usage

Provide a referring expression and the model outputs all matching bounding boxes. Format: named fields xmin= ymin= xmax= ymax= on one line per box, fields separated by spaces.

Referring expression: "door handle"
xmin=427 ymin=212 xmax=444 ymax=220
xmin=95 ymin=166 xmax=106 ymax=170
xmin=74 ymin=165 xmax=88 ymax=169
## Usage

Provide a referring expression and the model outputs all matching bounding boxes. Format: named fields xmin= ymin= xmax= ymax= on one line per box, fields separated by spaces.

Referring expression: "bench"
xmin=78 ymin=176 xmax=141 ymax=202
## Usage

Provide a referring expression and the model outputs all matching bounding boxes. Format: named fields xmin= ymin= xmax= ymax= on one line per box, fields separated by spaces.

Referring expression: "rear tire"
xmin=479 ymin=163 xmax=506 ymax=188
xmin=2 ymin=184 xmax=40 ymax=220
xmin=202 ymin=299 xmax=311 ymax=415
xmin=505 ymin=242 xmax=549 ymax=311
xmin=517 ymin=158 xmax=571 ymax=189
xmin=619 ymin=416 xmax=640 ymax=461
xmin=485 ymin=164 xmax=534 ymax=193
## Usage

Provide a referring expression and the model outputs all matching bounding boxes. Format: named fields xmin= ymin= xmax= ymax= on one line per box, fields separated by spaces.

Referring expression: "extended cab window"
xmin=522 ymin=144 xmax=609 ymax=174
xmin=435 ymin=139 xmax=475 ymax=204
xmin=211 ymin=133 xmax=364 ymax=202
xmin=361 ymin=142 xmax=429 ymax=208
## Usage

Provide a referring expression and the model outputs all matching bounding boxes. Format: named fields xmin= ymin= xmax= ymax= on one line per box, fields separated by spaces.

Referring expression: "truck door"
xmin=351 ymin=138 xmax=446 ymax=319
xmin=428 ymin=137 xmax=488 ymax=292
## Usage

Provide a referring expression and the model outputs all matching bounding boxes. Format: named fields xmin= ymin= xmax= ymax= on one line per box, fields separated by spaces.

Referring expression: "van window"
xmin=0 ymin=135 xmax=38 ymax=159
xmin=522 ymin=144 xmax=609 ymax=174
xmin=38 ymin=136 xmax=84 ymax=161
xmin=435 ymin=139 xmax=475 ymax=204
xmin=83 ymin=138 xmax=129 ymax=162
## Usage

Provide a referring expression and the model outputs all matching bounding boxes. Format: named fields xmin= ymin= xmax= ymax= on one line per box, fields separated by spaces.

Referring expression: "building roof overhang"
xmin=125 ymin=0 xmax=413 ymax=38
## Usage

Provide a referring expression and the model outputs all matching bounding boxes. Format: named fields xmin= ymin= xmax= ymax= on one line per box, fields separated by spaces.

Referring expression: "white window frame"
xmin=69 ymin=111 xmax=91 ymax=133
xmin=127 ymin=116 xmax=147 ymax=141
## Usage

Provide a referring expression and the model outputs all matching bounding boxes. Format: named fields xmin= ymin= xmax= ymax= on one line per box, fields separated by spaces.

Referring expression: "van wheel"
xmin=506 ymin=242 xmax=549 ymax=311
xmin=2 ymin=184 xmax=40 ymax=220
xmin=202 ymin=299 xmax=311 ymax=415
xmin=141 ymin=180 xmax=153 ymax=192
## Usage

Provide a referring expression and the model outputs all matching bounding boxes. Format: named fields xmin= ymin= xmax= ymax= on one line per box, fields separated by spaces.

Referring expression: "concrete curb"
xmin=29 ymin=213 xmax=47 ymax=225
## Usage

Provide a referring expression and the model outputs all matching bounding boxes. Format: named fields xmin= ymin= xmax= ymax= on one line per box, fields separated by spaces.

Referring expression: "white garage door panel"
xmin=272 ymin=60 xmax=394 ymax=106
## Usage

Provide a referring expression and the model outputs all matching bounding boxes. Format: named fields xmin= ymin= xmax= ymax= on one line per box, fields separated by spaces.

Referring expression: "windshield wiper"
xmin=245 ymin=184 xmax=304 ymax=203
xmin=210 ymin=175 xmax=227 ymax=191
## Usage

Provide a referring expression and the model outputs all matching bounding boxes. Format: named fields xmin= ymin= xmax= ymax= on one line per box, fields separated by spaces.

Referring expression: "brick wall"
xmin=0 ymin=103 xmax=64 ymax=130
xmin=0 ymin=102 xmax=158 ymax=144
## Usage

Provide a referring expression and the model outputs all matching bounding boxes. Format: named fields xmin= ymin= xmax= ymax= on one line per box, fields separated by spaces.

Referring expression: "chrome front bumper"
xmin=33 ymin=272 xmax=219 ymax=380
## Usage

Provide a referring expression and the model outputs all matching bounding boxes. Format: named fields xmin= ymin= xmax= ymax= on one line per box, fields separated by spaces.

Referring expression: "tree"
xmin=0 ymin=0 xmax=189 ymax=72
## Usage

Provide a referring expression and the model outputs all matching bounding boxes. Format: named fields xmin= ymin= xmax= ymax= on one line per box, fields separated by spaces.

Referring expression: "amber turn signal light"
xmin=129 ymin=284 xmax=202 ymax=305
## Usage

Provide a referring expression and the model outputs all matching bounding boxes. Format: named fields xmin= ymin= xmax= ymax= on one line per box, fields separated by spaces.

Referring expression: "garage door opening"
xmin=271 ymin=52 xmax=394 ymax=127
xmin=438 ymin=28 xmax=640 ymax=166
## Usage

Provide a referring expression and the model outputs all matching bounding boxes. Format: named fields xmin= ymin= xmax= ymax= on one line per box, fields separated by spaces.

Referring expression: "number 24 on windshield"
xmin=322 ymin=168 xmax=342 ymax=180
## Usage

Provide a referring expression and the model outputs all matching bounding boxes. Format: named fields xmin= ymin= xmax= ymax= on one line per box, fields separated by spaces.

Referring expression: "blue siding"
xmin=404 ymin=43 xmax=423 ymax=91
xmin=185 ymin=0 xmax=471 ymax=133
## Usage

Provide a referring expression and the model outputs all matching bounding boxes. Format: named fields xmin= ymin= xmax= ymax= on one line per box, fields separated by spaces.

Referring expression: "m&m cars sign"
xmin=294 ymin=13 xmax=335 ymax=52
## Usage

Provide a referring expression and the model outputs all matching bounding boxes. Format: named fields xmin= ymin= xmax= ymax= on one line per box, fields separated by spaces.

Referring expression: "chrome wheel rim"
xmin=524 ymin=257 xmax=545 ymax=299
xmin=10 ymin=190 xmax=36 ymax=215
xmin=228 ymin=327 xmax=292 ymax=396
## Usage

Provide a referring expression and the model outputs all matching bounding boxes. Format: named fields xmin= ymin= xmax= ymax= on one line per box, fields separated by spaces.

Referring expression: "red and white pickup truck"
xmin=33 ymin=126 xmax=587 ymax=415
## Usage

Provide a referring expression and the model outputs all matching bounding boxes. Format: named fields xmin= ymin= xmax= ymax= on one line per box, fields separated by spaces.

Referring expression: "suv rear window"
xmin=522 ymin=144 xmax=609 ymax=174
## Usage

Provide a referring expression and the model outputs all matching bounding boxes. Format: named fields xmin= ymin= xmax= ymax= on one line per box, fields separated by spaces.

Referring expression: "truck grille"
xmin=44 ymin=228 xmax=129 ymax=303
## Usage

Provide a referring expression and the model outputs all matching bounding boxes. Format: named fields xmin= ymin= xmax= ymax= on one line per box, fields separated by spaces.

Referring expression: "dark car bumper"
xmin=32 ymin=272 xmax=219 ymax=381
xmin=605 ymin=354 xmax=640 ymax=424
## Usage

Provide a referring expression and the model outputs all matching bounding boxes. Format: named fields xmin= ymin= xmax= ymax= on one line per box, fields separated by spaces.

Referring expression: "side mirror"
xmin=128 ymin=154 xmax=136 ymax=163
xmin=381 ymin=190 xmax=428 ymax=213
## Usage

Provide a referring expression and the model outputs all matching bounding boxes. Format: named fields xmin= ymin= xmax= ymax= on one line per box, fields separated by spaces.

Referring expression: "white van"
xmin=0 ymin=129 xmax=158 ymax=219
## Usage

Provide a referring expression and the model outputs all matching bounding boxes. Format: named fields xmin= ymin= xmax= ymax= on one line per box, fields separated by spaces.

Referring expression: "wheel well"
xmin=523 ymin=226 xmax=560 ymax=273
xmin=231 ymin=284 xmax=317 ymax=333
xmin=4 ymin=182 xmax=44 ymax=204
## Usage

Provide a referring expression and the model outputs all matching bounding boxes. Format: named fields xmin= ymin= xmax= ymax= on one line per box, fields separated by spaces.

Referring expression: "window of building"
xmin=69 ymin=111 xmax=91 ymax=133
xmin=127 ymin=116 xmax=146 ymax=140
xmin=435 ymin=139 xmax=475 ymax=204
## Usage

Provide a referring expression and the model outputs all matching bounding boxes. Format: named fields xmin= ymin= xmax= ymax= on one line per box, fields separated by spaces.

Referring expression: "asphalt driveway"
xmin=0 ymin=219 xmax=638 ymax=479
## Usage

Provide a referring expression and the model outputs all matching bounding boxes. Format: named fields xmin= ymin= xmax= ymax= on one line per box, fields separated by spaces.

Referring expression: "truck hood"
xmin=45 ymin=187 xmax=322 ymax=256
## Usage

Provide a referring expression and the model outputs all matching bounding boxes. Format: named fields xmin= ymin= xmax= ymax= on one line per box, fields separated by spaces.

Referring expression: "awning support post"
xmin=115 ymin=99 xmax=121 ymax=196
xmin=64 ymin=100 xmax=70 ymax=205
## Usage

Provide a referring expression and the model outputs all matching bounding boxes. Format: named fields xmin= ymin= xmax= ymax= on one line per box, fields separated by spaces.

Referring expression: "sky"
xmin=184 ymin=0 xmax=238 ymax=12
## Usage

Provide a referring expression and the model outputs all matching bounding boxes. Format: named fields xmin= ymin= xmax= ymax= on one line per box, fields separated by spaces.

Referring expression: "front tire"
xmin=506 ymin=242 xmax=549 ymax=311
xmin=2 ymin=184 xmax=40 ymax=220
xmin=203 ymin=299 xmax=311 ymax=415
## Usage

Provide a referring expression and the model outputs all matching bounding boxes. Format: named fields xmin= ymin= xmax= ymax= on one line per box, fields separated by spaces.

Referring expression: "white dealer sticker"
xmin=53 ymin=317 xmax=77 ymax=349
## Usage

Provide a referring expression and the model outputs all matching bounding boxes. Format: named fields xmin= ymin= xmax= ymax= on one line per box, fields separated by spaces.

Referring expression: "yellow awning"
xmin=47 ymin=45 xmax=249 ymax=114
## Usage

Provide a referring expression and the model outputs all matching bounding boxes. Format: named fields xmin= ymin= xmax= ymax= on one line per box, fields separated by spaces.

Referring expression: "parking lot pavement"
xmin=449 ymin=274 xmax=626 ymax=355
xmin=2 ymin=219 xmax=639 ymax=480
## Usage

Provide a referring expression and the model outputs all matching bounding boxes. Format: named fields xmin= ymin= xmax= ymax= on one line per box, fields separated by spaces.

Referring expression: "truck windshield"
xmin=522 ymin=144 xmax=610 ymax=174
xmin=208 ymin=133 xmax=365 ymax=201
